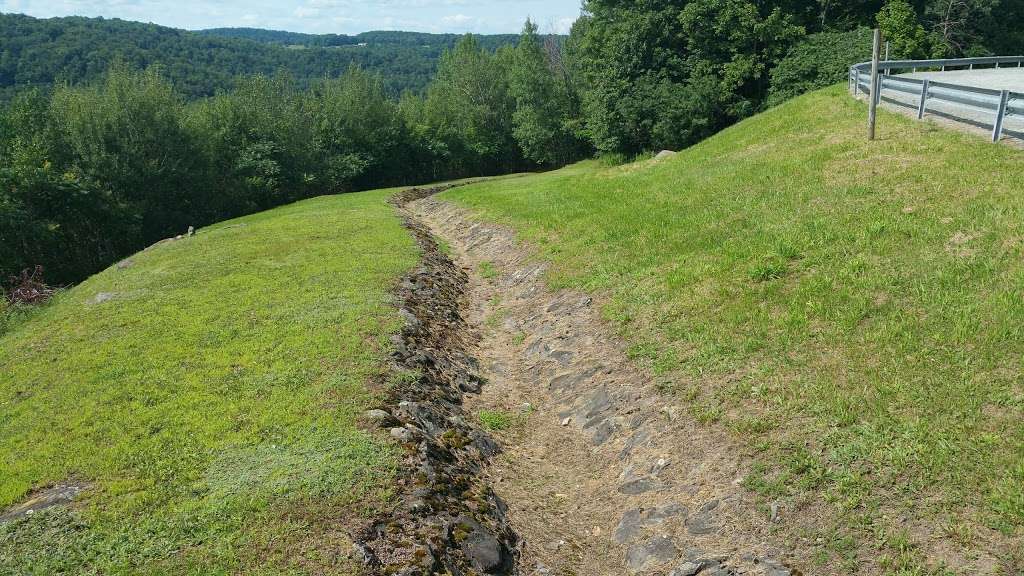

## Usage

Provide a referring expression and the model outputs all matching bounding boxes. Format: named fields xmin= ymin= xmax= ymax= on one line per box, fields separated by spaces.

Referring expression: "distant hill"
xmin=0 ymin=13 xmax=522 ymax=99
xmin=197 ymin=27 xmax=519 ymax=51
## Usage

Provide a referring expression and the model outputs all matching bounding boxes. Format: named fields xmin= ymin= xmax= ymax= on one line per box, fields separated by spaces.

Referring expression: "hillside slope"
xmin=0 ymin=189 xmax=417 ymax=573
xmin=440 ymin=87 xmax=1024 ymax=573
xmin=0 ymin=13 xmax=519 ymax=99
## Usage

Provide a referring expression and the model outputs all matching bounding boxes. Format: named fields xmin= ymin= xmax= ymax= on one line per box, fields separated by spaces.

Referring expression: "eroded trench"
xmin=353 ymin=186 xmax=799 ymax=576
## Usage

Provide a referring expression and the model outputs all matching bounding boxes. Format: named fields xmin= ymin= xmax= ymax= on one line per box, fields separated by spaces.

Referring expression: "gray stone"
xmin=649 ymin=503 xmax=687 ymax=521
xmin=0 ymin=482 xmax=89 ymax=523
xmin=613 ymin=510 xmax=644 ymax=544
xmin=550 ymin=350 xmax=574 ymax=365
xmin=365 ymin=409 xmax=397 ymax=427
xmin=762 ymin=559 xmax=793 ymax=576
xmin=669 ymin=561 xmax=703 ymax=576
xmin=654 ymin=150 xmax=677 ymax=160
xmin=116 ymin=259 xmax=134 ymax=270
xmin=456 ymin=519 xmax=504 ymax=573
xmin=650 ymin=458 xmax=671 ymax=475
xmin=88 ymin=292 xmax=116 ymax=305
xmin=619 ymin=429 xmax=650 ymax=460
xmin=613 ymin=504 xmax=687 ymax=544
xmin=389 ymin=427 xmax=413 ymax=442
xmin=526 ymin=339 xmax=550 ymax=358
xmin=618 ymin=477 xmax=659 ymax=495
xmin=625 ymin=535 xmax=679 ymax=573
xmin=699 ymin=499 xmax=720 ymax=513
xmin=590 ymin=418 xmax=616 ymax=446
xmin=700 ymin=562 xmax=734 ymax=576
xmin=684 ymin=514 xmax=718 ymax=535
xmin=399 ymin=308 xmax=420 ymax=328
xmin=549 ymin=365 xmax=603 ymax=392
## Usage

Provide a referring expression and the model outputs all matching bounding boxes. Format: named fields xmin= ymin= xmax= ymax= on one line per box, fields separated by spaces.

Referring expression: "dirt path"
xmin=409 ymin=197 xmax=798 ymax=576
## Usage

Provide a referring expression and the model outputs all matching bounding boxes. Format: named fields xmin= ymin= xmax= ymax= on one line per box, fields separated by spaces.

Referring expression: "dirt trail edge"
xmin=351 ymin=185 xmax=518 ymax=575
xmin=408 ymin=194 xmax=800 ymax=576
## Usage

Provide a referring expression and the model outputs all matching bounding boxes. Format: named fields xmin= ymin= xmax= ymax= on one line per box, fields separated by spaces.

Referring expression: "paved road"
xmin=881 ymin=67 xmax=1024 ymax=142
xmin=901 ymin=67 xmax=1024 ymax=92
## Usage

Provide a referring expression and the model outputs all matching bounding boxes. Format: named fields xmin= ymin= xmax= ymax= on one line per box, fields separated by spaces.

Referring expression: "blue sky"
xmin=0 ymin=0 xmax=583 ymax=34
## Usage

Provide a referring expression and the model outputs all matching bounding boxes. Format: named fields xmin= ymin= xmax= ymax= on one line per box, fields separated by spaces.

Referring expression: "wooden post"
xmin=868 ymin=29 xmax=882 ymax=141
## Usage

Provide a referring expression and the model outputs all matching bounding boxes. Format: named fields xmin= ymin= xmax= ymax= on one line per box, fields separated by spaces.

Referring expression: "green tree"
xmin=419 ymin=35 xmax=520 ymax=176
xmin=679 ymin=0 xmax=805 ymax=117
xmin=925 ymin=0 xmax=999 ymax=56
xmin=310 ymin=66 xmax=411 ymax=191
xmin=508 ymin=20 xmax=585 ymax=166
xmin=768 ymin=27 xmax=875 ymax=106
xmin=877 ymin=0 xmax=928 ymax=58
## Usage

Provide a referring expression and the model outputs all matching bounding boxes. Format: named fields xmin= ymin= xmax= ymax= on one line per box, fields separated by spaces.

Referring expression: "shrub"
xmin=6 ymin=265 xmax=55 ymax=304
xmin=767 ymin=28 xmax=874 ymax=107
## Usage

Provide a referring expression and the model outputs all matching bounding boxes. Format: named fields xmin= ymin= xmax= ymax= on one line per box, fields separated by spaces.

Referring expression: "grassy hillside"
xmin=441 ymin=87 xmax=1024 ymax=571
xmin=0 ymin=189 xmax=417 ymax=574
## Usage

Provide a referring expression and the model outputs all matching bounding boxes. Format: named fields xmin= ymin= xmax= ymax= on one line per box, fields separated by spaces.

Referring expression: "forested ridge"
xmin=2 ymin=0 xmax=1023 ymax=292
xmin=0 ymin=13 xmax=521 ymax=99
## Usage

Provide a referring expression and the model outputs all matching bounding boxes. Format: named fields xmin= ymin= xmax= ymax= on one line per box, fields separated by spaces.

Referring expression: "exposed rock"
xmin=700 ymin=561 xmax=735 ymax=576
xmin=88 ymin=292 xmax=116 ymax=305
xmin=116 ymin=259 xmax=134 ymax=270
xmin=389 ymin=427 xmax=413 ymax=442
xmin=685 ymin=513 xmax=719 ymax=535
xmin=654 ymin=150 xmax=677 ymax=160
xmin=613 ymin=503 xmax=687 ymax=544
xmin=455 ymin=516 xmax=507 ymax=573
xmin=0 ymin=482 xmax=90 ymax=523
xmin=762 ymin=559 xmax=793 ymax=576
xmin=350 ymin=184 xmax=518 ymax=575
xmin=618 ymin=476 xmax=662 ymax=495
xmin=365 ymin=409 xmax=397 ymax=427
xmin=625 ymin=535 xmax=680 ymax=573
xmin=669 ymin=561 xmax=703 ymax=576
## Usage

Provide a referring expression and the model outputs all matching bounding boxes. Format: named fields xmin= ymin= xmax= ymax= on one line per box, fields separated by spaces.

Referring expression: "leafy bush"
xmin=767 ymin=28 xmax=874 ymax=108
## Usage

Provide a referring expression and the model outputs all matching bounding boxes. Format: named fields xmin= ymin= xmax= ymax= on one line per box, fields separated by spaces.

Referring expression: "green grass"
xmin=478 ymin=261 xmax=499 ymax=279
xmin=441 ymin=86 xmax=1024 ymax=565
xmin=477 ymin=410 xmax=515 ymax=431
xmin=0 ymin=188 xmax=419 ymax=574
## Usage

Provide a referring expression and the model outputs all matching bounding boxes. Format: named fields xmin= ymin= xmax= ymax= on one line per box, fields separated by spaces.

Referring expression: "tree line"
xmin=0 ymin=13 xmax=521 ymax=100
xmin=569 ymin=0 xmax=1024 ymax=155
xmin=0 ymin=25 xmax=579 ymax=286
xmin=2 ymin=0 xmax=1022 ymax=288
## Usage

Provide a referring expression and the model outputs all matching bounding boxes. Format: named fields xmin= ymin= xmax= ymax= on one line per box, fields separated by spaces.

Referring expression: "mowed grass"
xmin=443 ymin=87 xmax=1024 ymax=570
xmin=0 ymin=188 xmax=418 ymax=574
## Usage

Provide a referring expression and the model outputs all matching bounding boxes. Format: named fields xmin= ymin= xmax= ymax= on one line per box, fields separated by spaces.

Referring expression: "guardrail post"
xmin=993 ymin=90 xmax=1010 ymax=142
xmin=868 ymin=29 xmax=882 ymax=141
xmin=854 ymin=69 xmax=861 ymax=95
xmin=918 ymin=79 xmax=930 ymax=119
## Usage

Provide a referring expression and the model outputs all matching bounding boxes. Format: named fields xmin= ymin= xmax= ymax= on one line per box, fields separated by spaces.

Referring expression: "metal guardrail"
xmin=848 ymin=56 xmax=1024 ymax=142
